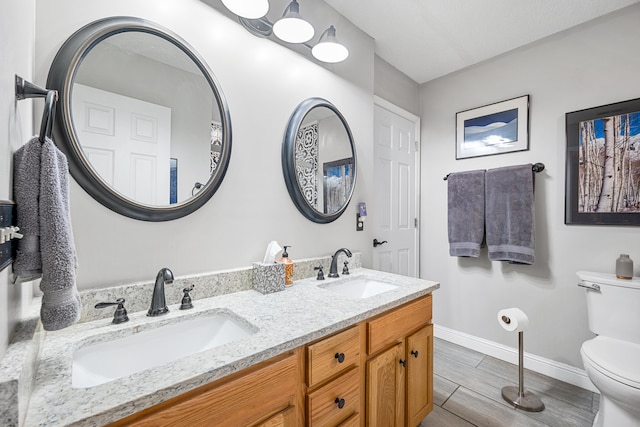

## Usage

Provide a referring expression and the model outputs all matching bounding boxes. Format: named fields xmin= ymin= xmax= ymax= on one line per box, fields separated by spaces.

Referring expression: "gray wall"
xmin=0 ymin=0 xmax=36 ymax=358
xmin=374 ymin=55 xmax=420 ymax=116
xmin=34 ymin=0 xmax=376 ymax=289
xmin=420 ymin=4 xmax=640 ymax=368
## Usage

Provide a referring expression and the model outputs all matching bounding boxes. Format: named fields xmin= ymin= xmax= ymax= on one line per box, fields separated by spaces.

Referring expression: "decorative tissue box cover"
xmin=252 ymin=262 xmax=285 ymax=294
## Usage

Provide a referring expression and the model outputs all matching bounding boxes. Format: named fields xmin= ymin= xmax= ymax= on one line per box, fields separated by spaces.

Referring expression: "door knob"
xmin=373 ymin=238 xmax=388 ymax=248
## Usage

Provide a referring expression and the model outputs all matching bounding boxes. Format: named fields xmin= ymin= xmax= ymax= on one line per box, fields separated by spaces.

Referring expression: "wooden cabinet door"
xmin=253 ymin=406 xmax=296 ymax=427
xmin=112 ymin=351 xmax=300 ymax=427
xmin=406 ymin=324 xmax=433 ymax=427
xmin=366 ymin=343 xmax=405 ymax=427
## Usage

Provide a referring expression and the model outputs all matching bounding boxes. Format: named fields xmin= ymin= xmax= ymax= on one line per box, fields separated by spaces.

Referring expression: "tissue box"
xmin=252 ymin=262 xmax=285 ymax=294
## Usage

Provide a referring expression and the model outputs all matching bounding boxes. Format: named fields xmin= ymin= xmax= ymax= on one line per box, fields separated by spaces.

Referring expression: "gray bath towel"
xmin=13 ymin=137 xmax=43 ymax=281
xmin=485 ymin=164 xmax=535 ymax=265
xmin=447 ymin=170 xmax=486 ymax=257
xmin=13 ymin=137 xmax=81 ymax=331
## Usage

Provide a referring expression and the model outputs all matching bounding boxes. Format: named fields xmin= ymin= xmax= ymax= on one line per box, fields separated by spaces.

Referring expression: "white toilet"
xmin=578 ymin=271 xmax=640 ymax=427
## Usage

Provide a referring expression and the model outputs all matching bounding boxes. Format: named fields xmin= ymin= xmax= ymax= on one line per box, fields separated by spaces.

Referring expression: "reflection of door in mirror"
xmin=72 ymin=31 xmax=219 ymax=207
xmin=73 ymin=84 xmax=172 ymax=205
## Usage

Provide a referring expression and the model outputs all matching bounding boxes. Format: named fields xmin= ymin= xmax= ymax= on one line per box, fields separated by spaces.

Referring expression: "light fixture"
xmin=220 ymin=0 xmax=269 ymax=19
xmin=273 ymin=0 xmax=314 ymax=44
xmin=311 ymin=25 xmax=349 ymax=63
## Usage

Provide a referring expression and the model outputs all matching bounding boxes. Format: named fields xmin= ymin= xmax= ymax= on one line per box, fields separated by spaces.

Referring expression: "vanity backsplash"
xmin=80 ymin=253 xmax=361 ymax=324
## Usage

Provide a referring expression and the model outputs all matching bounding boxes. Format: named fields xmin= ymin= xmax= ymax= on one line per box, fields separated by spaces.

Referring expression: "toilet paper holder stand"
xmin=501 ymin=327 xmax=545 ymax=412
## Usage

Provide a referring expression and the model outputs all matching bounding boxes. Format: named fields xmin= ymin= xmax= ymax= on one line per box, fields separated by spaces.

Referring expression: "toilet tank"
xmin=577 ymin=271 xmax=640 ymax=344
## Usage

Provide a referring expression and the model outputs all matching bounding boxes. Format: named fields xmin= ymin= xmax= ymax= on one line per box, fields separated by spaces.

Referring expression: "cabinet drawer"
xmin=307 ymin=367 xmax=360 ymax=427
xmin=307 ymin=325 xmax=360 ymax=388
xmin=367 ymin=295 xmax=431 ymax=355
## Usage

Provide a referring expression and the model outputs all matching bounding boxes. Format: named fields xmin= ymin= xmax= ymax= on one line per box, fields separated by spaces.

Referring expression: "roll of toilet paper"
xmin=497 ymin=307 xmax=529 ymax=332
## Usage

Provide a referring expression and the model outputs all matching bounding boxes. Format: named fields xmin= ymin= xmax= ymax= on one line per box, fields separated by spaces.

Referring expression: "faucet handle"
xmin=95 ymin=298 xmax=129 ymax=324
xmin=314 ymin=265 xmax=325 ymax=280
xmin=180 ymin=285 xmax=194 ymax=310
xmin=342 ymin=260 xmax=350 ymax=275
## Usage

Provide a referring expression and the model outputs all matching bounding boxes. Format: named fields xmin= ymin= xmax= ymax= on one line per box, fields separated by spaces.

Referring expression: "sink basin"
xmin=72 ymin=311 xmax=257 ymax=388
xmin=320 ymin=277 xmax=399 ymax=299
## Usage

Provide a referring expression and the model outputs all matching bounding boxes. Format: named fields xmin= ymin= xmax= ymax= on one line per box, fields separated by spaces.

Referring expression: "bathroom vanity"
xmin=21 ymin=269 xmax=438 ymax=426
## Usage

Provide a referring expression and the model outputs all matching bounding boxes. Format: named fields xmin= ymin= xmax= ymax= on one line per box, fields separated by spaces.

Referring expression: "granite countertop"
xmin=24 ymin=268 xmax=439 ymax=427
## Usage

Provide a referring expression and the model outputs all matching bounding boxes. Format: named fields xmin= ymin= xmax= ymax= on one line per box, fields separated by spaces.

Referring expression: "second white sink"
xmin=72 ymin=311 xmax=257 ymax=388
xmin=321 ymin=277 xmax=399 ymax=299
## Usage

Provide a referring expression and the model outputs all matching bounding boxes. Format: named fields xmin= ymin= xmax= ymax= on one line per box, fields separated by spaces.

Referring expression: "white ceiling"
xmin=323 ymin=0 xmax=640 ymax=84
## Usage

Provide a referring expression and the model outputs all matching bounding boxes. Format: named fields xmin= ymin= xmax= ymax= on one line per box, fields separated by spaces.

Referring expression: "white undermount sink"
xmin=320 ymin=277 xmax=400 ymax=299
xmin=72 ymin=311 xmax=257 ymax=388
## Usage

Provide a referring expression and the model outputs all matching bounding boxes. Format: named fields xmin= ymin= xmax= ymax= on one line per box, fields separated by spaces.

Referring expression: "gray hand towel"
xmin=13 ymin=137 xmax=81 ymax=331
xmin=13 ymin=137 xmax=43 ymax=281
xmin=485 ymin=164 xmax=535 ymax=265
xmin=447 ymin=170 xmax=486 ymax=257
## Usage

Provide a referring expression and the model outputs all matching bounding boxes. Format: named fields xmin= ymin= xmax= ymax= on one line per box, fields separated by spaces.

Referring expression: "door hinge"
xmin=414 ymin=141 xmax=419 ymax=152
xmin=414 ymin=218 xmax=419 ymax=228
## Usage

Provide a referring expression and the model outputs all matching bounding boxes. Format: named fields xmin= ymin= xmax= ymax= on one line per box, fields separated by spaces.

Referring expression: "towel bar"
xmin=443 ymin=162 xmax=545 ymax=180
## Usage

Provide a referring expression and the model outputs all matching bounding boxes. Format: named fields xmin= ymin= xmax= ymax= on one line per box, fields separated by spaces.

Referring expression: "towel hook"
xmin=15 ymin=75 xmax=58 ymax=143
xmin=39 ymin=90 xmax=57 ymax=143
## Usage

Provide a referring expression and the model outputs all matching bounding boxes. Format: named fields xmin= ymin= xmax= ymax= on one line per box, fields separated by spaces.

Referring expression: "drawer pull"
xmin=334 ymin=352 xmax=345 ymax=363
xmin=399 ymin=359 xmax=407 ymax=367
xmin=411 ymin=350 xmax=419 ymax=358
xmin=335 ymin=397 xmax=346 ymax=409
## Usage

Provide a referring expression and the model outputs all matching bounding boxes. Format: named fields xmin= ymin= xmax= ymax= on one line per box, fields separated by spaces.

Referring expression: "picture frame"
xmin=565 ymin=97 xmax=640 ymax=225
xmin=456 ymin=95 xmax=530 ymax=159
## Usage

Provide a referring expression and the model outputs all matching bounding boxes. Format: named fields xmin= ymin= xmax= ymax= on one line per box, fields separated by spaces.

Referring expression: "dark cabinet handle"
xmin=399 ymin=359 xmax=407 ymax=367
xmin=411 ymin=350 xmax=419 ymax=358
xmin=335 ymin=352 xmax=345 ymax=363
xmin=373 ymin=238 xmax=388 ymax=248
xmin=335 ymin=397 xmax=345 ymax=409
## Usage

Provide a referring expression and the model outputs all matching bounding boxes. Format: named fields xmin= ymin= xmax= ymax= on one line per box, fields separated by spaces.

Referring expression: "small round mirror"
xmin=47 ymin=17 xmax=231 ymax=221
xmin=282 ymin=98 xmax=356 ymax=223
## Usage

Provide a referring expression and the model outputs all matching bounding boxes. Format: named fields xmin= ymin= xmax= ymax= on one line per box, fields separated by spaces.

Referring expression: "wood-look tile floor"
xmin=420 ymin=338 xmax=599 ymax=427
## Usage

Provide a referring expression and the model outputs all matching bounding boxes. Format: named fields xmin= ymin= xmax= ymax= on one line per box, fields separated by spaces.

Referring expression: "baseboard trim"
xmin=434 ymin=325 xmax=598 ymax=393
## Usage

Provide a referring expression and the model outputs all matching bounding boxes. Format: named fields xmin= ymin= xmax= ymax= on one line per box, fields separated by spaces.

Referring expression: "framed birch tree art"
xmin=565 ymin=97 xmax=640 ymax=225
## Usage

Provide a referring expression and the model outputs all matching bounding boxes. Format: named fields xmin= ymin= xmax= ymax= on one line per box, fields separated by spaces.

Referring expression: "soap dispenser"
xmin=279 ymin=245 xmax=294 ymax=286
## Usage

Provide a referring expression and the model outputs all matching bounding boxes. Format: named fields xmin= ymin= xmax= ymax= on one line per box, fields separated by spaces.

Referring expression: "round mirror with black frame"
xmin=46 ymin=16 xmax=232 ymax=221
xmin=282 ymin=98 xmax=356 ymax=223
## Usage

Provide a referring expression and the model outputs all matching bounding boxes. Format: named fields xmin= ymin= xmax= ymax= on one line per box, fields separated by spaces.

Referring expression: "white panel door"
xmin=72 ymin=84 xmax=172 ymax=205
xmin=373 ymin=100 xmax=420 ymax=277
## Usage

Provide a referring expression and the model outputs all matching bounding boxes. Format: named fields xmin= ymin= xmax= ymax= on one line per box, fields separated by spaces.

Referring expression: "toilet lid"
xmin=582 ymin=336 xmax=640 ymax=389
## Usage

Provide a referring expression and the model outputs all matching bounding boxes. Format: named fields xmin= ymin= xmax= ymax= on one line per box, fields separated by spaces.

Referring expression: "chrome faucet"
xmin=148 ymin=268 xmax=174 ymax=317
xmin=328 ymin=248 xmax=352 ymax=278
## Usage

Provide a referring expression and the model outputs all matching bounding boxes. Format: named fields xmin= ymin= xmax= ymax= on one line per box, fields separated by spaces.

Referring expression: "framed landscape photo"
xmin=456 ymin=95 xmax=530 ymax=159
xmin=565 ymin=97 xmax=640 ymax=225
